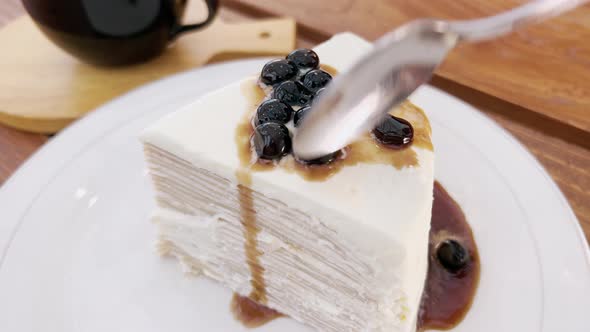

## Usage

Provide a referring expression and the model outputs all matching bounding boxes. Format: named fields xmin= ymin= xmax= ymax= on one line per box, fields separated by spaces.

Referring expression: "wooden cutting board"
xmin=0 ymin=6 xmax=295 ymax=133
xmin=227 ymin=0 xmax=590 ymax=133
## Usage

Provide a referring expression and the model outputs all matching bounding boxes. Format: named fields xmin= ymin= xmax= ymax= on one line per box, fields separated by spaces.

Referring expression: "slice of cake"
xmin=141 ymin=33 xmax=434 ymax=332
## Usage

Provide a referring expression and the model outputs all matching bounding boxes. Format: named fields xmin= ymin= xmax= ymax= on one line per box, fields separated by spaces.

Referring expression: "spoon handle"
xmin=449 ymin=0 xmax=589 ymax=42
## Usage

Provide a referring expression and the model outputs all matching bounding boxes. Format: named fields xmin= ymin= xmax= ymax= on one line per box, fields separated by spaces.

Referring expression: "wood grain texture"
xmin=0 ymin=0 xmax=588 ymax=242
xmin=0 ymin=125 xmax=47 ymax=185
xmin=430 ymin=76 xmax=590 ymax=240
xmin=0 ymin=0 xmax=48 ymax=186
xmin=0 ymin=3 xmax=295 ymax=133
xmin=226 ymin=0 xmax=590 ymax=133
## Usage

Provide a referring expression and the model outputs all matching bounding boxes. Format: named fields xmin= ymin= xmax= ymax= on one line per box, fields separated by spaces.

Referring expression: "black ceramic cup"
xmin=22 ymin=0 xmax=219 ymax=66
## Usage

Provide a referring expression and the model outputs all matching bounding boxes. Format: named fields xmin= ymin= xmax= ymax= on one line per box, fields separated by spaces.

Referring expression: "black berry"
xmin=372 ymin=115 xmax=413 ymax=147
xmin=286 ymin=48 xmax=319 ymax=72
xmin=260 ymin=59 xmax=297 ymax=85
xmin=254 ymin=99 xmax=293 ymax=125
xmin=273 ymin=81 xmax=311 ymax=106
xmin=294 ymin=106 xmax=311 ymax=127
xmin=436 ymin=239 xmax=470 ymax=273
xmin=302 ymin=69 xmax=332 ymax=93
xmin=251 ymin=122 xmax=292 ymax=160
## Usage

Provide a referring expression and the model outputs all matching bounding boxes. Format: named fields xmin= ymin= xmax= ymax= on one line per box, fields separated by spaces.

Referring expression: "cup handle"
xmin=171 ymin=0 xmax=219 ymax=38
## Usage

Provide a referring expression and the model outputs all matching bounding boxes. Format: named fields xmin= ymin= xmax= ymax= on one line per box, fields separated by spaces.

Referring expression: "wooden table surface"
xmin=230 ymin=0 xmax=590 ymax=133
xmin=0 ymin=1 xmax=589 ymax=242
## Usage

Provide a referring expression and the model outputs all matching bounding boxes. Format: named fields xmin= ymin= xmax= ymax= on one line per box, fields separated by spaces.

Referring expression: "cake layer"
xmin=141 ymin=33 xmax=435 ymax=332
xmin=146 ymin=144 xmax=410 ymax=331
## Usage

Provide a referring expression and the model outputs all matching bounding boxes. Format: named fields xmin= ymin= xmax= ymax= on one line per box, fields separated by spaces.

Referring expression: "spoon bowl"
xmin=294 ymin=20 xmax=457 ymax=160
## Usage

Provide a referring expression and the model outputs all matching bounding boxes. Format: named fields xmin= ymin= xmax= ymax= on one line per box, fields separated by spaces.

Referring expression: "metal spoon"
xmin=293 ymin=0 xmax=588 ymax=160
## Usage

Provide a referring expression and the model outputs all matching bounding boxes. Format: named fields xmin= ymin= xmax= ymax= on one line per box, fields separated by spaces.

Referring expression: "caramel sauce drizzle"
xmin=231 ymin=293 xmax=283 ymax=328
xmin=417 ymin=182 xmax=480 ymax=331
xmin=236 ymin=77 xmax=433 ymax=183
xmin=234 ymin=78 xmax=269 ymax=305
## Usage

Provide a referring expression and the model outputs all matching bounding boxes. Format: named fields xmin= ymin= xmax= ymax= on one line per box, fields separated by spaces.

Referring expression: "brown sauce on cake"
xmin=231 ymin=293 xmax=283 ymax=327
xmin=320 ymin=64 xmax=339 ymax=76
xmin=417 ymin=181 xmax=480 ymax=331
xmin=237 ymin=79 xmax=432 ymax=183
xmin=232 ymin=62 xmax=478 ymax=330
xmin=235 ymin=80 xmax=271 ymax=304
xmin=230 ymin=181 xmax=480 ymax=330
xmin=235 ymin=170 xmax=268 ymax=304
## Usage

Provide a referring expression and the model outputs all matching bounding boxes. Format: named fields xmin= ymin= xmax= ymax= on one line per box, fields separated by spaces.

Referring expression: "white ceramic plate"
xmin=0 ymin=59 xmax=588 ymax=332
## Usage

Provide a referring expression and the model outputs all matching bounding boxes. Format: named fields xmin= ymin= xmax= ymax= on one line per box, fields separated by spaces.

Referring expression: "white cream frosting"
xmin=141 ymin=33 xmax=434 ymax=332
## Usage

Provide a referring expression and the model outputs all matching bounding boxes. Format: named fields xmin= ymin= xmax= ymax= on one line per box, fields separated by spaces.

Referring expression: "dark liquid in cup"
xmin=22 ymin=0 xmax=188 ymax=66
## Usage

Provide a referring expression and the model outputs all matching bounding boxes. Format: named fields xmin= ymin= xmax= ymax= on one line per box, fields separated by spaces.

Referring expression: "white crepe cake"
xmin=141 ymin=33 xmax=434 ymax=332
